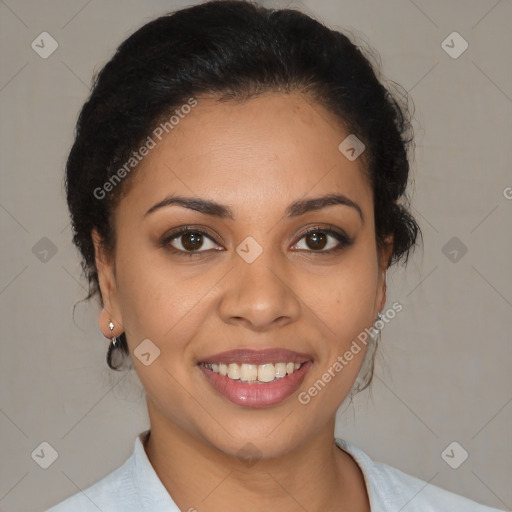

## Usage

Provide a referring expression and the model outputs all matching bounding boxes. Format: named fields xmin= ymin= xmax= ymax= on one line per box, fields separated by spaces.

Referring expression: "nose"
xmin=218 ymin=248 xmax=301 ymax=332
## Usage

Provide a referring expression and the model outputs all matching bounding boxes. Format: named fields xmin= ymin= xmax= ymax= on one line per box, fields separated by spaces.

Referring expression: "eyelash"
xmin=161 ymin=225 xmax=354 ymax=258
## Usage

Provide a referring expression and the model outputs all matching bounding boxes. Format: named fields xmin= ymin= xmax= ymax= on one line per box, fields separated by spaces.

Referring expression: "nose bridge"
xmin=235 ymin=235 xmax=286 ymax=300
xmin=219 ymin=235 xmax=300 ymax=328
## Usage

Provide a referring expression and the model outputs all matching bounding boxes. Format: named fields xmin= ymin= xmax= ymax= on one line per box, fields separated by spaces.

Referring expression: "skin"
xmin=93 ymin=92 xmax=393 ymax=512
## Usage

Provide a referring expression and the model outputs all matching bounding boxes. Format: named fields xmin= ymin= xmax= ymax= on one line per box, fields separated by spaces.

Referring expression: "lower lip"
xmin=198 ymin=362 xmax=312 ymax=408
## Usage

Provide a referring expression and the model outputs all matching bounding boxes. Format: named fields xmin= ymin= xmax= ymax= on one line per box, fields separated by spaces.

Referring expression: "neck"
xmin=143 ymin=404 xmax=370 ymax=512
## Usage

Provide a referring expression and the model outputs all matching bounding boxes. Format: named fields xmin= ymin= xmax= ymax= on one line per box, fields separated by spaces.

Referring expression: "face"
xmin=94 ymin=92 xmax=391 ymax=458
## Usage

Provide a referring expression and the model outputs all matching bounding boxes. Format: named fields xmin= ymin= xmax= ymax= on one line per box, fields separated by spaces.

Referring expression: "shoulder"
xmin=45 ymin=454 xmax=138 ymax=512
xmin=335 ymin=438 xmax=505 ymax=512
xmin=45 ymin=430 xmax=180 ymax=512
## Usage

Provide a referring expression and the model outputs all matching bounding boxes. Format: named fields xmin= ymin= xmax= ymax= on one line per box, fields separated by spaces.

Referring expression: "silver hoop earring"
xmin=109 ymin=321 xmax=117 ymax=348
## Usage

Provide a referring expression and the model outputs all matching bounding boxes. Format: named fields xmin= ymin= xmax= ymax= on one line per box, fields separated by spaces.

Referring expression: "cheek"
xmin=114 ymin=247 xmax=218 ymax=353
xmin=296 ymin=254 xmax=379 ymax=410
xmin=303 ymin=246 xmax=379 ymax=343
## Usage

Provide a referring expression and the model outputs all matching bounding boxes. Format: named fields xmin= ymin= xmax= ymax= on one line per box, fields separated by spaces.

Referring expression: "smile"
xmin=197 ymin=348 xmax=313 ymax=408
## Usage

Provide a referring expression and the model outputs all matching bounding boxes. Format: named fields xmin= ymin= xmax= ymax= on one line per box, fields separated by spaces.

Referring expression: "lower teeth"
xmin=241 ymin=376 xmax=285 ymax=384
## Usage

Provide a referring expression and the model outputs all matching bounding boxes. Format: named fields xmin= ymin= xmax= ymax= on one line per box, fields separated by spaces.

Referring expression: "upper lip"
xmin=198 ymin=348 xmax=313 ymax=365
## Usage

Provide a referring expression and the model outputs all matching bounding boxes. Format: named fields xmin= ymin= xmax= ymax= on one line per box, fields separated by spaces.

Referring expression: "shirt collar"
xmin=335 ymin=437 xmax=402 ymax=510
xmin=132 ymin=429 xmax=181 ymax=511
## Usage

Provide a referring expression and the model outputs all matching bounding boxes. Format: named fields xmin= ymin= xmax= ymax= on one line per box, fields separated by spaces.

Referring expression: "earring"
xmin=370 ymin=311 xmax=384 ymax=339
xmin=109 ymin=321 xmax=117 ymax=348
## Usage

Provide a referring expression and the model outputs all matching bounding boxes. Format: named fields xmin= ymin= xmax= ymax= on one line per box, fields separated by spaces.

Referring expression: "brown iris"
xmin=305 ymin=231 xmax=327 ymax=251
xmin=181 ymin=232 xmax=204 ymax=251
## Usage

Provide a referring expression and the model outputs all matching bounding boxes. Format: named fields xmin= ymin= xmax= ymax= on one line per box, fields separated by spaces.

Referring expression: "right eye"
xmin=162 ymin=226 xmax=222 ymax=257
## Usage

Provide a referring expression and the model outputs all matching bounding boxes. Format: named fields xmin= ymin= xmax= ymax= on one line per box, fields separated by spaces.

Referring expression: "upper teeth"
xmin=204 ymin=362 xmax=302 ymax=383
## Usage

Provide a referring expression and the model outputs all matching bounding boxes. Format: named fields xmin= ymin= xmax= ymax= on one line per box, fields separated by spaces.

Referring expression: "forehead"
xmin=118 ymin=92 xmax=373 ymax=220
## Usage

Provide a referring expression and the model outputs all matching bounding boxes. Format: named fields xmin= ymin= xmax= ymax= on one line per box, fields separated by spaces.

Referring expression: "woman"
xmin=46 ymin=1 xmax=504 ymax=510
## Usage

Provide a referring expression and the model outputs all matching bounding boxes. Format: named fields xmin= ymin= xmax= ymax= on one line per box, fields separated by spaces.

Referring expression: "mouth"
xmin=197 ymin=348 xmax=313 ymax=408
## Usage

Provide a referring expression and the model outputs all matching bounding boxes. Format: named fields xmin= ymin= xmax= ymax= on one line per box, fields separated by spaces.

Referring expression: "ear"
xmin=92 ymin=228 xmax=124 ymax=338
xmin=375 ymin=234 xmax=393 ymax=314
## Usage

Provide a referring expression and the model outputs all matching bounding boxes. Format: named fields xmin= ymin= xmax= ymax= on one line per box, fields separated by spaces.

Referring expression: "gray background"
xmin=0 ymin=0 xmax=511 ymax=510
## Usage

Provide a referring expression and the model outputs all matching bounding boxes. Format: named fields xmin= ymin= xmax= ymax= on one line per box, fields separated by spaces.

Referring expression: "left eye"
xmin=293 ymin=228 xmax=352 ymax=253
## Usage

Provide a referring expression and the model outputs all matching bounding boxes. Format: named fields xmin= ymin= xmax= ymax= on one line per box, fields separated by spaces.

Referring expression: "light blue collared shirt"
xmin=46 ymin=430 xmax=504 ymax=511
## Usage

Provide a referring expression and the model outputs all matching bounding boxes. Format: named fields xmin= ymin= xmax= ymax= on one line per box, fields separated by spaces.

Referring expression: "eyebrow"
xmin=144 ymin=193 xmax=364 ymax=223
